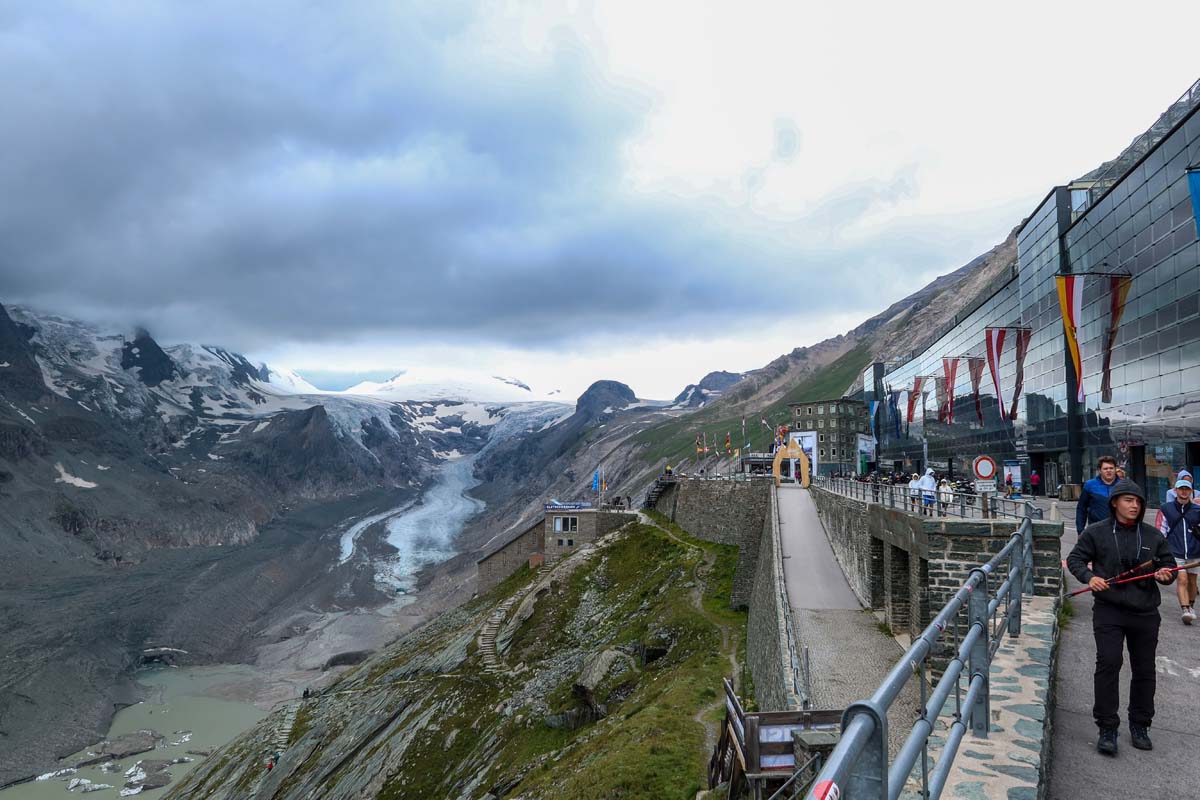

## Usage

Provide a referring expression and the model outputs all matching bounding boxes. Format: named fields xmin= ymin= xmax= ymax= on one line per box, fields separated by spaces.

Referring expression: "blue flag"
xmin=1189 ymin=169 xmax=1200 ymax=239
xmin=592 ymin=470 xmax=600 ymax=492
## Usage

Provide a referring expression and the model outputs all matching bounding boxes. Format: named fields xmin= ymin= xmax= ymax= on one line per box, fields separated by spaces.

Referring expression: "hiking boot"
xmin=1183 ymin=606 xmax=1196 ymax=625
xmin=1097 ymin=728 xmax=1118 ymax=756
xmin=1130 ymin=725 xmax=1152 ymax=751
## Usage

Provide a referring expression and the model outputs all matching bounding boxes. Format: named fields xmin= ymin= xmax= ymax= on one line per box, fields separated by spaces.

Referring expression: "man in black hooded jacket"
xmin=1067 ymin=478 xmax=1176 ymax=756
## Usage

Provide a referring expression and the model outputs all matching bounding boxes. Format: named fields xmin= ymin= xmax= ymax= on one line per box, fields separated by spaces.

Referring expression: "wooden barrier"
xmin=709 ymin=678 xmax=841 ymax=799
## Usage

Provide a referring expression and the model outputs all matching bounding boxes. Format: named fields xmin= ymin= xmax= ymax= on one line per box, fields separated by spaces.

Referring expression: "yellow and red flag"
xmin=1055 ymin=275 xmax=1085 ymax=403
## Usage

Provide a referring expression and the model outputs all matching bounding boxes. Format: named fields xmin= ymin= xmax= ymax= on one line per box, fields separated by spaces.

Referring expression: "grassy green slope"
xmin=633 ymin=343 xmax=874 ymax=464
xmin=171 ymin=522 xmax=747 ymax=800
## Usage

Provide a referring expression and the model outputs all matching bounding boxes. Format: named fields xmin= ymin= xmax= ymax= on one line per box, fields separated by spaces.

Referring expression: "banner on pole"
xmin=1055 ymin=275 xmax=1085 ymax=403
xmin=985 ymin=327 xmax=1008 ymax=421
xmin=1008 ymin=328 xmax=1033 ymax=420
xmin=941 ymin=358 xmax=959 ymax=424
xmin=1100 ymin=275 xmax=1133 ymax=403
xmin=967 ymin=356 xmax=986 ymax=424
xmin=906 ymin=377 xmax=925 ymax=423
xmin=1189 ymin=168 xmax=1200 ymax=239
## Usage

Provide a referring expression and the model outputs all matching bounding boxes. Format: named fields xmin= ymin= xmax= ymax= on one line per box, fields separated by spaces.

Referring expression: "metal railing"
xmin=801 ymin=507 xmax=1038 ymax=800
xmin=816 ymin=476 xmax=1043 ymax=521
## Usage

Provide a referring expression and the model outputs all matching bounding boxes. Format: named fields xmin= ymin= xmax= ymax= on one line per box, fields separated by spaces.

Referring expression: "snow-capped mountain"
xmin=259 ymin=364 xmax=321 ymax=394
xmin=0 ymin=304 xmax=572 ymax=560
xmin=343 ymin=368 xmax=561 ymax=404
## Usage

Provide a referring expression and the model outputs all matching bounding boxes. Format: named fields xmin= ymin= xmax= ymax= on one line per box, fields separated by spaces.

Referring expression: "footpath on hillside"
xmin=1049 ymin=503 xmax=1200 ymax=797
xmin=775 ymin=485 xmax=921 ymax=755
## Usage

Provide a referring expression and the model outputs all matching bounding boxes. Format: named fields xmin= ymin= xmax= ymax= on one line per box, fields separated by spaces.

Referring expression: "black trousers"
xmin=1092 ymin=603 xmax=1161 ymax=730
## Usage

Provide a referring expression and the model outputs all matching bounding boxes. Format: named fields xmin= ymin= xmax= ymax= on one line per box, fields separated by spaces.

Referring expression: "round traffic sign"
xmin=973 ymin=455 xmax=997 ymax=480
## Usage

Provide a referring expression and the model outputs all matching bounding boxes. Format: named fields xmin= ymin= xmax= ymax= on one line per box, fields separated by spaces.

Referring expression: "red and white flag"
xmin=941 ymin=357 xmax=959 ymax=424
xmin=985 ymin=328 xmax=1008 ymax=421
xmin=1008 ymin=329 xmax=1033 ymax=421
xmin=906 ymin=376 xmax=925 ymax=423
xmin=967 ymin=356 xmax=986 ymax=425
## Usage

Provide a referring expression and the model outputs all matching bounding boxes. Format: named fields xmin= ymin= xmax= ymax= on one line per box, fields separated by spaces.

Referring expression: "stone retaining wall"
xmin=656 ymin=478 xmax=771 ymax=609
xmin=810 ymin=486 xmax=1062 ymax=640
xmin=745 ymin=487 xmax=804 ymax=711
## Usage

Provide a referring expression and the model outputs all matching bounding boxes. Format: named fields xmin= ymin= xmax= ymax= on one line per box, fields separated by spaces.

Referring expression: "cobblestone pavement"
xmin=896 ymin=597 xmax=1056 ymax=800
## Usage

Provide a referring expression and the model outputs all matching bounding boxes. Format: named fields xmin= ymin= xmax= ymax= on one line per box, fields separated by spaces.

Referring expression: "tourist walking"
xmin=908 ymin=473 xmax=920 ymax=512
xmin=918 ymin=468 xmax=937 ymax=516
xmin=1066 ymin=479 xmax=1175 ymax=756
xmin=937 ymin=478 xmax=953 ymax=516
xmin=1030 ymin=470 xmax=1041 ymax=496
xmin=1158 ymin=478 xmax=1200 ymax=624
xmin=1165 ymin=469 xmax=1192 ymax=504
xmin=1076 ymin=456 xmax=1120 ymax=534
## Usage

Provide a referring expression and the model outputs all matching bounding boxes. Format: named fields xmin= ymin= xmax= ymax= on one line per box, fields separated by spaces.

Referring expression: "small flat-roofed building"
xmin=543 ymin=503 xmax=634 ymax=564
xmin=475 ymin=502 xmax=635 ymax=592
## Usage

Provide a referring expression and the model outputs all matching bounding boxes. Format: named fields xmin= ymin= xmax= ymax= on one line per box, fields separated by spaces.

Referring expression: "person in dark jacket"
xmin=1067 ymin=478 xmax=1176 ymax=756
xmin=1076 ymin=455 xmax=1119 ymax=533
xmin=1158 ymin=478 xmax=1200 ymax=624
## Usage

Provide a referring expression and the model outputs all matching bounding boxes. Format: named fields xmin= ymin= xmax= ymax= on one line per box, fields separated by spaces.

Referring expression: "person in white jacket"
xmin=908 ymin=473 xmax=921 ymax=512
xmin=937 ymin=478 xmax=954 ymax=516
xmin=918 ymin=468 xmax=938 ymax=516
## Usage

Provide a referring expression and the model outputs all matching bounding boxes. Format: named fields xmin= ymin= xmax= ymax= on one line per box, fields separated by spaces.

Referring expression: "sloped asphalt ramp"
xmin=775 ymin=485 xmax=922 ymax=755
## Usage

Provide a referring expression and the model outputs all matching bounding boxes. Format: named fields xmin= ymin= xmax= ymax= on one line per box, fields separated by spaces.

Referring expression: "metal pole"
xmin=1021 ymin=517 xmax=1035 ymax=596
xmin=967 ymin=568 xmax=991 ymax=738
xmin=1008 ymin=527 xmax=1023 ymax=638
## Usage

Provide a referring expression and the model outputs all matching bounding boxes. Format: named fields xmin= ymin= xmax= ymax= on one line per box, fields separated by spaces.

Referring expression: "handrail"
xmin=815 ymin=476 xmax=1043 ymax=521
xmin=802 ymin=499 xmax=1038 ymax=799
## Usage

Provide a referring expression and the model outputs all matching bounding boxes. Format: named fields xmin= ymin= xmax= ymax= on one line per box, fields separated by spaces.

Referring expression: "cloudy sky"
xmin=2 ymin=2 xmax=1197 ymax=399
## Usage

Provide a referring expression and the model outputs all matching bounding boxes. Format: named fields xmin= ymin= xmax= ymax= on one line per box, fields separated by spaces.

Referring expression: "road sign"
xmin=974 ymin=480 xmax=997 ymax=494
xmin=973 ymin=455 xmax=997 ymax=481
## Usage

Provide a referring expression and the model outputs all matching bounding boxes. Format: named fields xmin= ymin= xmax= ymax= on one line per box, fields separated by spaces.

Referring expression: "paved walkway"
xmin=776 ymin=485 xmax=921 ymax=755
xmin=1048 ymin=506 xmax=1200 ymax=797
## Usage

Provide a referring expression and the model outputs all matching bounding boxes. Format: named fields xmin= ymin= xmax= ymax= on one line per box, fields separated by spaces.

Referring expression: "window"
xmin=819 ymin=434 xmax=825 ymax=442
xmin=818 ymin=405 xmax=825 ymax=414
xmin=818 ymin=420 xmax=824 ymax=428
xmin=567 ymin=539 xmax=574 ymax=547
xmin=553 ymin=516 xmax=578 ymax=533
xmin=820 ymin=448 xmax=826 ymax=458
xmin=806 ymin=406 xmax=813 ymax=415
xmin=557 ymin=538 xmax=564 ymax=546
xmin=830 ymin=419 xmax=837 ymax=428
xmin=831 ymin=448 xmax=837 ymax=457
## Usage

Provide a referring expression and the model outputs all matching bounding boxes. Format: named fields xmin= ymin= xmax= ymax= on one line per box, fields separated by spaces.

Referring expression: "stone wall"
xmin=745 ymin=486 xmax=805 ymax=711
xmin=810 ymin=486 xmax=1063 ymax=640
xmin=656 ymin=477 xmax=771 ymax=608
xmin=476 ymin=518 xmax=544 ymax=593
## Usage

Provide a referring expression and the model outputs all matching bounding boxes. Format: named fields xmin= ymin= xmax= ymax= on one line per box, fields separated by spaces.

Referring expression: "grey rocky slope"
xmin=0 ymin=302 xmax=568 ymax=787
xmin=672 ymin=370 xmax=744 ymax=407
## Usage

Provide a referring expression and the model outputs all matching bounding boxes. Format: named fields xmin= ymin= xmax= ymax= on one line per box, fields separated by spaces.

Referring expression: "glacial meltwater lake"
xmin=1 ymin=665 xmax=266 ymax=799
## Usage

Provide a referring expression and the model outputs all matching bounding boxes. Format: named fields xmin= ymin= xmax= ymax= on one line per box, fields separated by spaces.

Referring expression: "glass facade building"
xmin=872 ymin=78 xmax=1200 ymax=506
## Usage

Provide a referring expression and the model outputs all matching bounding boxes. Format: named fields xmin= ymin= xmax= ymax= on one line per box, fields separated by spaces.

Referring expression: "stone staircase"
xmin=270 ymin=701 xmax=301 ymax=751
xmin=479 ymin=566 xmax=552 ymax=674
xmin=478 ymin=596 xmax=518 ymax=674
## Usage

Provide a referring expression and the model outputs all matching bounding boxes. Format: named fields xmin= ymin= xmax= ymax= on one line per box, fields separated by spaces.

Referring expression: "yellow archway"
xmin=772 ymin=439 xmax=811 ymax=488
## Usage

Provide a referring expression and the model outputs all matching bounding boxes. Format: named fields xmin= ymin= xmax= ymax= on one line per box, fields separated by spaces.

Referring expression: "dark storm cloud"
xmin=0 ymin=2 xmax=996 ymax=352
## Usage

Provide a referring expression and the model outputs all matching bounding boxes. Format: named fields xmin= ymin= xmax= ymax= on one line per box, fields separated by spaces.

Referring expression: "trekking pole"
xmin=1102 ymin=560 xmax=1200 ymax=589
xmin=1066 ymin=560 xmax=1154 ymax=597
